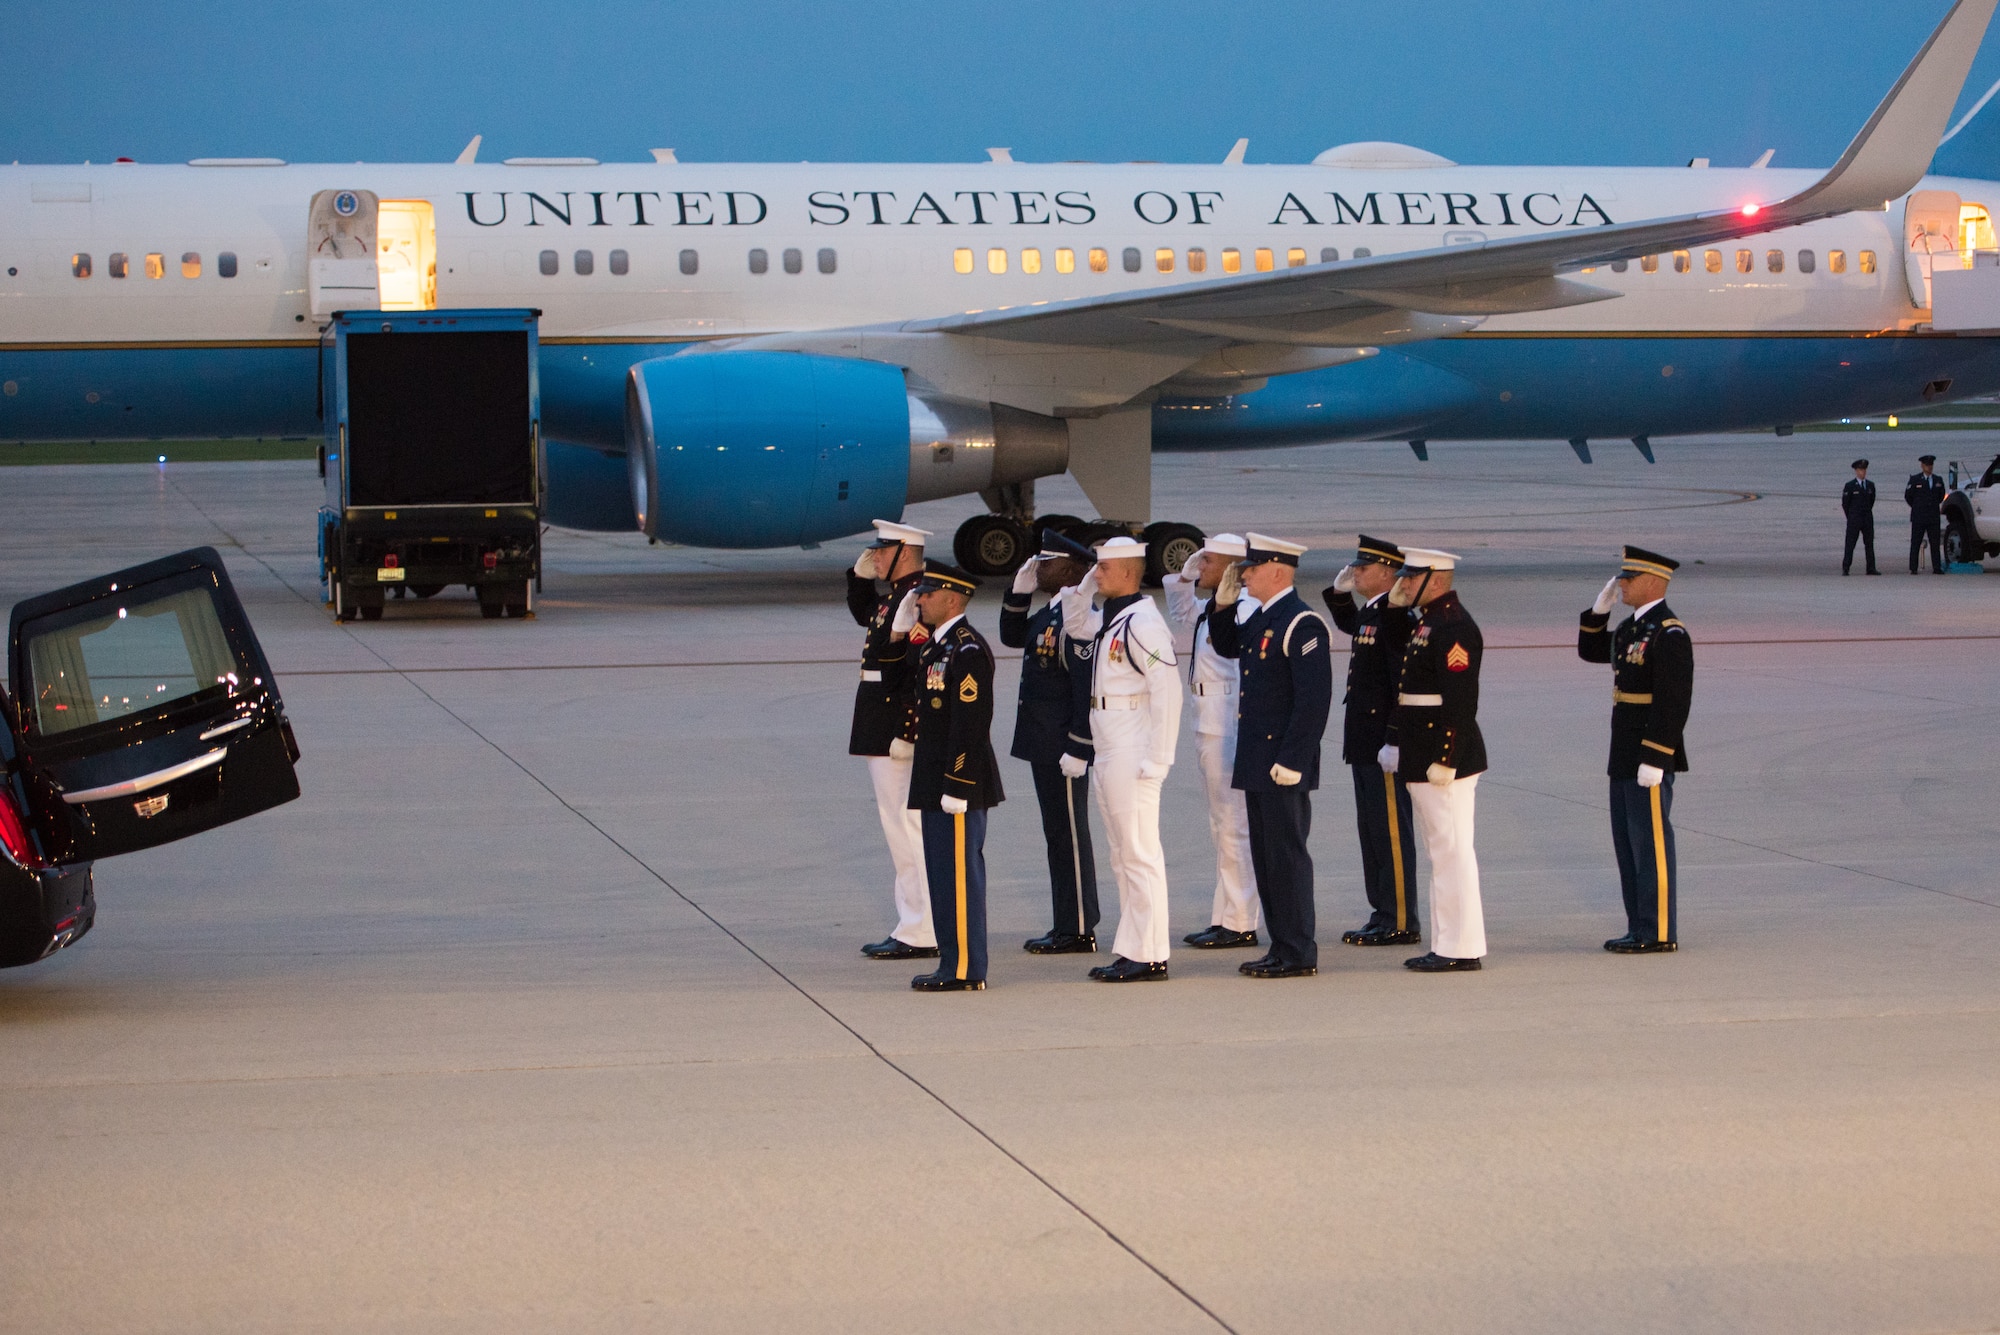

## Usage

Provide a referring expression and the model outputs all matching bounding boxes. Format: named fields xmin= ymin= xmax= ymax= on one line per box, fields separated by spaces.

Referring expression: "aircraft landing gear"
xmin=950 ymin=513 xmax=1205 ymax=586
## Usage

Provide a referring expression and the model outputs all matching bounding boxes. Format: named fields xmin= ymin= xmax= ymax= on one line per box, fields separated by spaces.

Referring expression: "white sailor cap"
xmin=1202 ymin=532 xmax=1248 ymax=559
xmin=1094 ymin=535 xmax=1147 ymax=559
xmin=867 ymin=519 xmax=934 ymax=548
xmin=1242 ymin=532 xmax=1307 ymax=567
xmin=1395 ymin=546 xmax=1462 ymax=572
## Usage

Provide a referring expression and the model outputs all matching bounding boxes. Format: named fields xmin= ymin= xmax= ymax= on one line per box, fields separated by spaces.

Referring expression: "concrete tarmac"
xmin=1 ymin=436 xmax=1997 ymax=1333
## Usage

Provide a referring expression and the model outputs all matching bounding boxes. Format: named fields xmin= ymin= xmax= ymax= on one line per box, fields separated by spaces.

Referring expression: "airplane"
xmin=4 ymin=0 xmax=2000 ymax=582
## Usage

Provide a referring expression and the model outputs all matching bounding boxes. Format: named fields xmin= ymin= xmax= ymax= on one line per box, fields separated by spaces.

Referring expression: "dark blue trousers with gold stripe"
xmin=1351 ymin=762 xmax=1419 ymax=934
xmin=921 ymin=808 xmax=989 ymax=983
xmin=1609 ymin=776 xmax=1677 ymax=944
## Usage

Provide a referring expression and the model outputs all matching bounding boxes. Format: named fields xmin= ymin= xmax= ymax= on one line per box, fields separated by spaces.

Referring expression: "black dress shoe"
xmin=1238 ymin=953 xmax=1278 ymax=975
xmin=1025 ymin=931 xmax=1097 ymax=955
xmin=1186 ymin=926 xmax=1260 ymax=950
xmin=1405 ymin=952 xmax=1482 ymax=972
xmin=911 ymin=970 xmax=986 ymax=991
xmin=1087 ymin=955 xmax=1125 ymax=980
xmin=1343 ymin=925 xmax=1422 ymax=947
xmin=1095 ymin=957 xmax=1168 ymax=982
xmin=1603 ymin=932 xmax=1639 ymax=951
xmin=1605 ymin=938 xmax=1678 ymax=954
xmin=863 ymin=937 xmax=939 ymax=960
xmin=1240 ymin=958 xmax=1317 ymax=979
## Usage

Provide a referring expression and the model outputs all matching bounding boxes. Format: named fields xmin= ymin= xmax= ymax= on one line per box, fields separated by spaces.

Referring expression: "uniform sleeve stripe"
xmin=1641 ymin=739 xmax=1676 ymax=755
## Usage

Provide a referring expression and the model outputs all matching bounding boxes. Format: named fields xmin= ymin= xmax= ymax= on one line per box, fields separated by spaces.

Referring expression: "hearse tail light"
xmin=0 ymin=788 xmax=43 ymax=869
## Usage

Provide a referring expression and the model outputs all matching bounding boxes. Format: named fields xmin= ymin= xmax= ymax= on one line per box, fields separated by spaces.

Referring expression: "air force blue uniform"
xmin=998 ymin=585 xmax=1098 ymax=939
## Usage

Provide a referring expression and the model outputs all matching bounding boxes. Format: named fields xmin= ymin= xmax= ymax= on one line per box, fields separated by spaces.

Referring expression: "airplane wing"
xmin=896 ymin=0 xmax=1997 ymax=349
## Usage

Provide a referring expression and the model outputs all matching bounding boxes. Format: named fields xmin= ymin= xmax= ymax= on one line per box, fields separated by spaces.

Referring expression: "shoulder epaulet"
xmin=1660 ymin=618 xmax=1687 ymax=632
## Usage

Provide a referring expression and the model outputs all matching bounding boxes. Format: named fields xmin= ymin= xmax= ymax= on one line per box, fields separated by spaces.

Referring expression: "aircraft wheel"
xmin=1033 ymin=513 xmax=1085 ymax=540
xmin=954 ymin=514 xmax=1034 ymax=576
xmin=1142 ymin=522 xmax=1206 ymax=586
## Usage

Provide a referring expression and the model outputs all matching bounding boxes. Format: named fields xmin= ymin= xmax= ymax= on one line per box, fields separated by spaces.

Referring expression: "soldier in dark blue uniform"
xmin=1208 ymin=533 xmax=1334 ymax=979
xmin=904 ymin=562 xmax=1005 ymax=992
xmin=1841 ymin=459 xmax=1879 ymax=575
xmin=1907 ymin=454 xmax=1947 ymax=574
xmin=1324 ymin=535 xmax=1421 ymax=947
xmin=999 ymin=530 xmax=1100 ymax=955
xmin=1578 ymin=546 xmax=1693 ymax=953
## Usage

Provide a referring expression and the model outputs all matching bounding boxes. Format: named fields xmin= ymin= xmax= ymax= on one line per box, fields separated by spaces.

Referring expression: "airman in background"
xmin=1842 ymin=459 xmax=1879 ymax=575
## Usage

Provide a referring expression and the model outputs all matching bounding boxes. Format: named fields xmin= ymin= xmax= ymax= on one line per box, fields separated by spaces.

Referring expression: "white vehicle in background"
xmin=1943 ymin=453 xmax=2000 ymax=563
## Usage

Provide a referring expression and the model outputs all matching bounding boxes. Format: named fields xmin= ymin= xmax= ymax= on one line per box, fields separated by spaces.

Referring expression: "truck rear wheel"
xmin=1945 ymin=520 xmax=1982 ymax=567
xmin=358 ymin=603 xmax=383 ymax=622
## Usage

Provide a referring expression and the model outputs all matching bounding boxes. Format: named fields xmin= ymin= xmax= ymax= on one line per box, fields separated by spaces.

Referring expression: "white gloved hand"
xmin=1010 ymin=559 xmax=1041 ymax=595
xmin=1592 ymin=576 xmax=1621 ymax=616
xmin=1427 ymin=763 xmax=1456 ymax=786
xmin=853 ymin=549 xmax=879 ymax=579
xmin=1214 ymin=561 xmax=1243 ymax=607
xmin=890 ymin=589 xmax=920 ymax=634
xmin=1376 ymin=744 xmax=1400 ymax=771
xmin=1075 ymin=565 xmax=1100 ymax=602
xmin=1270 ymin=763 xmax=1303 ymax=786
xmin=1332 ymin=564 xmax=1358 ymax=595
xmin=1136 ymin=759 xmax=1170 ymax=782
xmin=888 ymin=737 xmax=915 ymax=762
xmin=1636 ymin=763 xmax=1665 ymax=788
xmin=1058 ymin=752 xmax=1089 ymax=779
xmin=940 ymin=795 xmax=968 ymax=815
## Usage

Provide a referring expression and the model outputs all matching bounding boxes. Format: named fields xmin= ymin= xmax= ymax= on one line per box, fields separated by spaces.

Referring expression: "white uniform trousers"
xmin=1195 ymin=729 xmax=1259 ymax=932
xmin=1091 ymin=733 xmax=1172 ymax=963
xmin=866 ymin=753 xmax=934 ymax=947
xmin=1409 ymin=774 xmax=1486 ymax=959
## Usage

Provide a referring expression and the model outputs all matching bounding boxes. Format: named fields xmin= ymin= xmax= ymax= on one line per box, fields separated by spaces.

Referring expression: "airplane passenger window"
xmin=1829 ymin=249 xmax=1847 ymax=273
xmin=575 ymin=250 xmax=595 ymax=276
xmin=1766 ymin=250 xmax=1783 ymax=273
xmin=1122 ymin=247 xmax=1141 ymax=273
xmin=1089 ymin=248 xmax=1109 ymax=273
xmin=218 ymin=252 xmax=237 ymax=278
xmin=1022 ymin=248 xmax=1043 ymax=274
xmin=679 ymin=249 xmax=699 ymax=276
xmin=181 ymin=252 xmax=201 ymax=278
xmin=988 ymin=248 xmax=1008 ymax=274
xmin=71 ymin=254 xmax=91 ymax=279
xmin=610 ymin=249 xmax=629 ymax=275
xmin=952 ymin=248 xmax=972 ymax=274
xmin=783 ymin=248 xmax=803 ymax=274
xmin=1704 ymin=250 xmax=1722 ymax=274
xmin=1155 ymin=248 xmax=1175 ymax=274
xmin=1254 ymin=248 xmax=1274 ymax=271
xmin=1735 ymin=250 xmax=1752 ymax=274
xmin=1798 ymin=249 xmax=1815 ymax=273
xmin=145 ymin=253 xmax=165 ymax=279
xmin=538 ymin=250 xmax=559 ymax=275
xmin=1611 ymin=260 xmax=1628 ymax=273
xmin=1222 ymin=248 xmax=1242 ymax=273
xmin=1287 ymin=248 xmax=1307 ymax=268
xmin=1055 ymin=247 xmax=1075 ymax=274
xmin=109 ymin=253 xmax=128 ymax=278
xmin=817 ymin=248 xmax=836 ymax=274
xmin=1321 ymin=248 xmax=1339 ymax=263
xmin=1187 ymin=248 xmax=1206 ymax=273
xmin=1351 ymin=247 xmax=1371 ymax=258
xmin=1641 ymin=255 xmax=1658 ymax=273
xmin=1859 ymin=250 xmax=1876 ymax=274
xmin=1673 ymin=251 xmax=1690 ymax=273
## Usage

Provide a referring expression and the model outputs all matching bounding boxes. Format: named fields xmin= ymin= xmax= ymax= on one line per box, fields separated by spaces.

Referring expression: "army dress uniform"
xmin=846 ymin=520 xmax=935 ymax=955
xmin=1162 ymin=532 xmax=1260 ymax=944
xmin=1207 ymin=534 xmax=1334 ymax=977
xmin=1382 ymin=549 xmax=1487 ymax=970
xmin=1841 ymin=460 xmax=1878 ymax=575
xmin=1907 ymin=456 xmax=1947 ymax=574
xmin=1324 ymin=535 xmax=1420 ymax=946
xmin=905 ymin=565 xmax=1005 ymax=990
xmin=999 ymin=530 xmax=1100 ymax=950
xmin=1578 ymin=547 xmax=1693 ymax=951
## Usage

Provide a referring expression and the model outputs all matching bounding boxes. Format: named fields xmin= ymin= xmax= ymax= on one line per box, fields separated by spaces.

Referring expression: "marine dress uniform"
xmin=1907 ymin=455 xmax=1947 ymax=574
xmin=1577 ymin=546 xmax=1693 ymax=952
xmin=1062 ymin=536 xmax=1182 ymax=981
xmin=906 ymin=564 xmax=1005 ymax=991
xmin=1842 ymin=460 xmax=1878 ymax=575
xmin=1163 ymin=533 xmax=1261 ymax=947
xmin=847 ymin=519 xmax=936 ymax=958
xmin=1324 ymin=535 xmax=1421 ymax=947
xmin=1381 ymin=549 xmax=1488 ymax=972
xmin=999 ymin=530 xmax=1100 ymax=953
xmin=1208 ymin=534 xmax=1333 ymax=978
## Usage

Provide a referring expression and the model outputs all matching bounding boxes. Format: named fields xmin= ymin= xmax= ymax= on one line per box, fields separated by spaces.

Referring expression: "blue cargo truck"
xmin=318 ymin=309 xmax=543 ymax=621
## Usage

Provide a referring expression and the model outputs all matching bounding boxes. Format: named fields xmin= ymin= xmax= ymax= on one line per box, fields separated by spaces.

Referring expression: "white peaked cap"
xmin=1202 ymin=532 xmax=1248 ymax=558
xmin=1397 ymin=546 xmax=1462 ymax=571
xmin=1095 ymin=535 xmax=1147 ymax=559
xmin=869 ymin=519 xmax=934 ymax=546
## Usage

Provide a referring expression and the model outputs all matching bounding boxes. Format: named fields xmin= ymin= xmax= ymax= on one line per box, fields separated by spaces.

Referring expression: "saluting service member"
xmin=1907 ymin=454 xmax=1948 ymax=574
xmin=1061 ymin=536 xmax=1182 ymax=982
xmin=905 ymin=562 xmax=1005 ymax=991
xmin=999 ymin=530 xmax=1101 ymax=955
xmin=1842 ymin=459 xmax=1879 ymax=575
xmin=1379 ymin=548 xmax=1488 ymax=973
xmin=1208 ymin=533 xmax=1333 ymax=979
xmin=1163 ymin=532 xmax=1262 ymax=950
xmin=847 ymin=520 xmax=938 ymax=961
xmin=1578 ymin=546 xmax=1693 ymax=953
xmin=1324 ymin=535 xmax=1421 ymax=947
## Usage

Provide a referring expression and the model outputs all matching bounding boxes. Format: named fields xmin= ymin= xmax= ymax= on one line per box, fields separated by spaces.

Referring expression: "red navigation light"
xmin=1741 ymin=203 xmax=1762 ymax=217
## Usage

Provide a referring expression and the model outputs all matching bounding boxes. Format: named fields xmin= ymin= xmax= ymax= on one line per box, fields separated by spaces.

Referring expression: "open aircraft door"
xmin=6 ymin=548 xmax=299 ymax=866
xmin=1904 ymin=189 xmax=1962 ymax=309
xmin=309 ymin=188 xmax=381 ymax=317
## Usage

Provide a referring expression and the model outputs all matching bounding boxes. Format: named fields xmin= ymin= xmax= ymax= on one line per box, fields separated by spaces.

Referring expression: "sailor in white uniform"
xmin=1061 ymin=536 xmax=1183 ymax=981
xmin=1162 ymin=533 xmax=1262 ymax=950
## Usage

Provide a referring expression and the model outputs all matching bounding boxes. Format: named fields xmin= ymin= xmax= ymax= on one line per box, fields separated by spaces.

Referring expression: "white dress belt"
xmin=1190 ymin=682 xmax=1234 ymax=697
xmin=1398 ymin=693 xmax=1444 ymax=706
xmin=1091 ymin=694 xmax=1146 ymax=710
xmin=859 ymin=668 xmax=883 ymax=682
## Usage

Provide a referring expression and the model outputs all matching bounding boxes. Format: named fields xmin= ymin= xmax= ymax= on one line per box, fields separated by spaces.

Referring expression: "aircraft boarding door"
xmin=308 ymin=188 xmax=380 ymax=316
xmin=6 ymin=548 xmax=300 ymax=865
xmin=1903 ymin=189 xmax=1961 ymax=309
xmin=376 ymin=200 xmax=437 ymax=310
